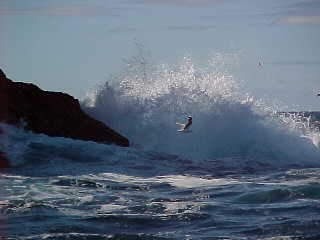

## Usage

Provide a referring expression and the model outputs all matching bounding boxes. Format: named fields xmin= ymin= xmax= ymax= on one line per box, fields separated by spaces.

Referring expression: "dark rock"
xmin=0 ymin=68 xmax=129 ymax=149
xmin=0 ymin=125 xmax=9 ymax=168
xmin=0 ymin=150 xmax=9 ymax=168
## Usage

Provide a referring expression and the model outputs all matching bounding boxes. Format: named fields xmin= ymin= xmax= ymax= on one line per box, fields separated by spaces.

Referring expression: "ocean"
xmin=1 ymin=55 xmax=320 ymax=240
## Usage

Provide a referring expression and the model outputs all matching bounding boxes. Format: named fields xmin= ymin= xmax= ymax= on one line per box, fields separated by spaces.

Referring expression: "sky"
xmin=1 ymin=0 xmax=320 ymax=110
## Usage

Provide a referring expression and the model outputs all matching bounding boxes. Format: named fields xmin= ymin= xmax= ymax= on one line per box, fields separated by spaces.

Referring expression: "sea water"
xmin=0 ymin=54 xmax=319 ymax=239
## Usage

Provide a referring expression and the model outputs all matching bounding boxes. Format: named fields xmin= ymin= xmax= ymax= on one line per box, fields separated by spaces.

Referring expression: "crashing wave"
xmin=83 ymin=54 xmax=320 ymax=165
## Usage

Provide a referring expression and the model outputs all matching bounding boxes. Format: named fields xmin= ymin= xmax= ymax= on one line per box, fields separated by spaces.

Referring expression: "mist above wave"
xmin=83 ymin=52 xmax=320 ymax=164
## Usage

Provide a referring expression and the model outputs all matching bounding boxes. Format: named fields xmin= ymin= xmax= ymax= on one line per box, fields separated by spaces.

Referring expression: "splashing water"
xmin=277 ymin=112 xmax=320 ymax=148
xmin=83 ymin=54 xmax=320 ymax=167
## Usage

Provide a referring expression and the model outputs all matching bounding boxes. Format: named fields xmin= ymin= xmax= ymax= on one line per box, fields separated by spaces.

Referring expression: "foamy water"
xmin=84 ymin=54 xmax=320 ymax=165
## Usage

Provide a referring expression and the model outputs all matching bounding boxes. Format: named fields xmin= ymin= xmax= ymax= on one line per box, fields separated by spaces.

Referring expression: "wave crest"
xmin=83 ymin=53 xmax=320 ymax=165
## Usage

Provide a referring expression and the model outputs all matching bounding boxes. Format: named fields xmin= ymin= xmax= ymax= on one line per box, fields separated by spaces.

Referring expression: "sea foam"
xmin=83 ymin=54 xmax=320 ymax=166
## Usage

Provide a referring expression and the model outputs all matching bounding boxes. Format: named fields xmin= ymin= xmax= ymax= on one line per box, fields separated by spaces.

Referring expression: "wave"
xmin=82 ymin=54 xmax=320 ymax=166
xmin=0 ymin=122 xmax=318 ymax=177
xmin=1 ymin=53 xmax=319 ymax=174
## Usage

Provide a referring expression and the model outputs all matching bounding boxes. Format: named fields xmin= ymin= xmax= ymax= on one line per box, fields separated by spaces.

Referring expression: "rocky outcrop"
xmin=0 ymin=69 xmax=129 ymax=153
xmin=0 ymin=151 xmax=9 ymax=168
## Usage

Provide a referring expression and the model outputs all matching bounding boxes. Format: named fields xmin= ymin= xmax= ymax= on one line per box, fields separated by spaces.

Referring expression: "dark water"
xmin=1 ymin=167 xmax=320 ymax=240
xmin=0 ymin=125 xmax=319 ymax=240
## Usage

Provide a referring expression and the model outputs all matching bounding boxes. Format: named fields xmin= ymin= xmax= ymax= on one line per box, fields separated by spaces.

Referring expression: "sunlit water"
xmin=1 ymin=54 xmax=320 ymax=239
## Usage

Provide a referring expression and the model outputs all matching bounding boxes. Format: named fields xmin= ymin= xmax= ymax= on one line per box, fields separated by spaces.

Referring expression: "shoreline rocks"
xmin=0 ymin=68 xmax=129 ymax=167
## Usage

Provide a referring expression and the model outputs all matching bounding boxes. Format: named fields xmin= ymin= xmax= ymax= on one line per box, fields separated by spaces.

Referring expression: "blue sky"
xmin=1 ymin=0 xmax=320 ymax=110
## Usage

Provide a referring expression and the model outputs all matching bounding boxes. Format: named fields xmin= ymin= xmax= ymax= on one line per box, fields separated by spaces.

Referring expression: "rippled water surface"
xmin=1 ymin=167 xmax=320 ymax=240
